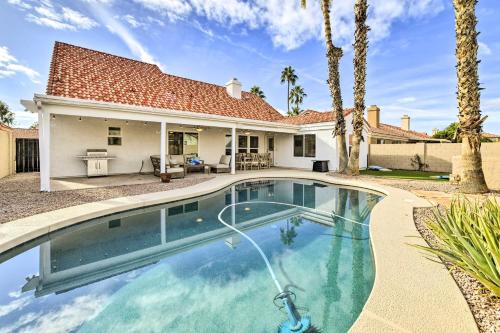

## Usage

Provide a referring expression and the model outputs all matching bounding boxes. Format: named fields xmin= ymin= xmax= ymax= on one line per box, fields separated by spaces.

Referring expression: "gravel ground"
xmin=0 ymin=173 xmax=214 ymax=223
xmin=414 ymin=207 xmax=500 ymax=333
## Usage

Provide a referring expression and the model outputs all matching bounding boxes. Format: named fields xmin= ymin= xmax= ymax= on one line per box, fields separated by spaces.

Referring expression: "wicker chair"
xmin=250 ymin=153 xmax=260 ymax=170
xmin=150 ymin=156 xmax=184 ymax=179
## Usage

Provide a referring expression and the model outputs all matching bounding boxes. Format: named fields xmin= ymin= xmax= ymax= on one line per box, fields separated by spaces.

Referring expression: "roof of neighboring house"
xmin=12 ymin=128 xmax=38 ymax=139
xmin=482 ymin=132 xmax=500 ymax=139
xmin=369 ymin=123 xmax=430 ymax=141
xmin=46 ymin=42 xmax=285 ymax=122
xmin=278 ymin=109 xmax=354 ymax=125
xmin=0 ymin=123 xmax=12 ymax=132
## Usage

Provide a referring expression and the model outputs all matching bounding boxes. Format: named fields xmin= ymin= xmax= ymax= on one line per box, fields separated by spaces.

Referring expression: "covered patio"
xmin=25 ymin=94 xmax=300 ymax=192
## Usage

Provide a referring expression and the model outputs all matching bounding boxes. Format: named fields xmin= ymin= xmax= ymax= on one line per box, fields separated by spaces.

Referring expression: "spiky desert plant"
xmin=280 ymin=66 xmax=298 ymax=115
xmin=301 ymin=0 xmax=348 ymax=173
xmin=414 ymin=197 xmax=500 ymax=297
xmin=348 ymin=0 xmax=369 ymax=175
xmin=250 ymin=85 xmax=266 ymax=99
xmin=453 ymin=0 xmax=488 ymax=193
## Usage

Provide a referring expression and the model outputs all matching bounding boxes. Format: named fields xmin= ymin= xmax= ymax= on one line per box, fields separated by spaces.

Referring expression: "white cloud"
xmin=0 ymin=46 xmax=40 ymax=83
xmin=121 ymin=14 xmax=145 ymax=29
xmin=89 ymin=3 xmax=164 ymax=69
xmin=397 ymin=96 xmax=417 ymax=103
xmin=62 ymin=7 xmax=99 ymax=29
xmin=132 ymin=0 xmax=445 ymax=50
xmin=478 ymin=41 xmax=492 ymax=56
xmin=7 ymin=0 xmax=32 ymax=10
xmin=0 ymin=294 xmax=109 ymax=333
xmin=8 ymin=0 xmax=98 ymax=31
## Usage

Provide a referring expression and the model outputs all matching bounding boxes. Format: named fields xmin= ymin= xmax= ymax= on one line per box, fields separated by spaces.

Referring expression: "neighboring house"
xmin=12 ymin=128 xmax=39 ymax=173
xmin=22 ymin=42 xmax=369 ymax=192
xmin=482 ymin=132 xmax=500 ymax=142
xmin=0 ymin=123 xmax=14 ymax=179
xmin=365 ymin=105 xmax=444 ymax=144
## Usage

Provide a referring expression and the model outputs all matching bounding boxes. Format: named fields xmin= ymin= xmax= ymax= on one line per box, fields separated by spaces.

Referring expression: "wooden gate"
xmin=16 ymin=138 xmax=40 ymax=173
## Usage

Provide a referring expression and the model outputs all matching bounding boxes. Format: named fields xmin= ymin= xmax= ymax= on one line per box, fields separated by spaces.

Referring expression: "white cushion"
xmin=166 ymin=167 xmax=184 ymax=173
xmin=212 ymin=164 xmax=229 ymax=168
xmin=219 ymin=155 xmax=231 ymax=165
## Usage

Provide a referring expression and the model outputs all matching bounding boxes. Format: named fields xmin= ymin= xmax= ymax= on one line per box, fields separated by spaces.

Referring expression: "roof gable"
xmin=278 ymin=109 xmax=354 ymax=125
xmin=46 ymin=42 xmax=284 ymax=122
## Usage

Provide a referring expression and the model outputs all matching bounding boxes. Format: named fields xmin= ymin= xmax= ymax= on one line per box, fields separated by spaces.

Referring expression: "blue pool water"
xmin=0 ymin=179 xmax=382 ymax=333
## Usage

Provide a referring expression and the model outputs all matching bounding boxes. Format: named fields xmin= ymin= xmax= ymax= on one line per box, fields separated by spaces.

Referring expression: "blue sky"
xmin=1 ymin=0 xmax=499 ymax=134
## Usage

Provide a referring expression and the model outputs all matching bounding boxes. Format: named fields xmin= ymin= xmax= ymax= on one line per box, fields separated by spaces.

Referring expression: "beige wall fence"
xmin=369 ymin=142 xmax=500 ymax=173
xmin=0 ymin=124 xmax=14 ymax=179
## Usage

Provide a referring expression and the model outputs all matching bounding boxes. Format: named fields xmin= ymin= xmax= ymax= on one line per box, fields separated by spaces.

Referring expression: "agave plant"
xmin=414 ymin=197 xmax=500 ymax=297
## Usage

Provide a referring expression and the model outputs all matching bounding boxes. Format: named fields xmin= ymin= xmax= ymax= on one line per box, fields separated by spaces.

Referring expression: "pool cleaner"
xmin=217 ymin=202 xmax=343 ymax=332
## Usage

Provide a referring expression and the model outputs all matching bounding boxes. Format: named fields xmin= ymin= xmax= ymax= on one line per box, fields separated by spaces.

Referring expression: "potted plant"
xmin=160 ymin=173 xmax=171 ymax=183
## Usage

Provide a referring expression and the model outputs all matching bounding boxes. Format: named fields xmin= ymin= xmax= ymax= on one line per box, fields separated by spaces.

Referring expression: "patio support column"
xmin=160 ymin=121 xmax=166 ymax=174
xmin=231 ymin=126 xmax=236 ymax=174
xmin=38 ymin=104 xmax=51 ymax=192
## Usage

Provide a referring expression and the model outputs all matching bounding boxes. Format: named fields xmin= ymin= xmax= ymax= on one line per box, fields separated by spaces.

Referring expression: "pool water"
xmin=0 ymin=179 xmax=382 ymax=333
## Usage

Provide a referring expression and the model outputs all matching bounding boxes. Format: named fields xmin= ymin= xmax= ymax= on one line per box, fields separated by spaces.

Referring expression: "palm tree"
xmin=453 ymin=0 xmax=488 ymax=193
xmin=250 ymin=85 xmax=266 ymax=99
xmin=301 ymin=0 xmax=348 ymax=173
xmin=280 ymin=66 xmax=298 ymax=115
xmin=348 ymin=0 xmax=369 ymax=175
xmin=280 ymin=220 xmax=298 ymax=246
xmin=0 ymin=100 xmax=14 ymax=126
xmin=289 ymin=85 xmax=307 ymax=115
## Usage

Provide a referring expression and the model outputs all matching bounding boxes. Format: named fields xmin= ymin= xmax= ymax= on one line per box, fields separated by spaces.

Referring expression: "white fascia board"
xmin=33 ymin=94 xmax=300 ymax=134
xmin=21 ymin=99 xmax=37 ymax=113
xmin=298 ymin=122 xmax=336 ymax=131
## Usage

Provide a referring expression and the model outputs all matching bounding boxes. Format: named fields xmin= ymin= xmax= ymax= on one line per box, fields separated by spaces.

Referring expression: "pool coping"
xmin=0 ymin=170 xmax=478 ymax=332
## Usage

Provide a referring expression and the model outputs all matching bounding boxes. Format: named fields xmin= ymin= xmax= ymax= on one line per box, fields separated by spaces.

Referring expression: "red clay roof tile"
xmin=46 ymin=42 xmax=285 ymax=122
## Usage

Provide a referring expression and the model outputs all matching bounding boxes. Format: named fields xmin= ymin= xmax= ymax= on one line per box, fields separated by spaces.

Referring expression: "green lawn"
xmin=360 ymin=169 xmax=449 ymax=181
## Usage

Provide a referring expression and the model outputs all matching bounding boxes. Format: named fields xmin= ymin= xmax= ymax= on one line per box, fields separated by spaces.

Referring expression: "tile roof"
xmin=278 ymin=109 xmax=354 ymax=125
xmin=369 ymin=123 xmax=430 ymax=140
xmin=46 ymin=42 xmax=284 ymax=122
xmin=482 ymin=132 xmax=500 ymax=138
xmin=12 ymin=128 xmax=38 ymax=139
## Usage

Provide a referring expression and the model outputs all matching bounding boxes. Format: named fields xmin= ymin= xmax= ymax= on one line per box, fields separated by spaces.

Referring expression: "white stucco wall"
xmin=50 ymin=115 xmax=272 ymax=178
xmin=273 ymin=114 xmax=368 ymax=172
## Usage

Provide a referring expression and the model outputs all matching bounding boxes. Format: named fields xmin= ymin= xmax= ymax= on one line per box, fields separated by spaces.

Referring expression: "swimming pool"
xmin=0 ymin=179 xmax=382 ymax=333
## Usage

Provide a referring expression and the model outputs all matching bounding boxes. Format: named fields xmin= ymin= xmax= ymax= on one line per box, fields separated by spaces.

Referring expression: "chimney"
xmin=401 ymin=114 xmax=410 ymax=131
xmin=367 ymin=105 xmax=380 ymax=128
xmin=225 ymin=78 xmax=242 ymax=99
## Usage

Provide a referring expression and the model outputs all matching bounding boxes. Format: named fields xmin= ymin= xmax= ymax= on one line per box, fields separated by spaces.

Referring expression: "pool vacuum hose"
xmin=218 ymin=202 xmax=313 ymax=332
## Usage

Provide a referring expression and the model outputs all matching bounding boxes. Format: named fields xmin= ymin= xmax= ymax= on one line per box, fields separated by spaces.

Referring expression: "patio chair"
xmin=209 ymin=155 xmax=231 ymax=173
xmin=259 ymin=153 xmax=270 ymax=169
xmin=250 ymin=153 xmax=260 ymax=170
xmin=150 ymin=156 xmax=185 ymax=179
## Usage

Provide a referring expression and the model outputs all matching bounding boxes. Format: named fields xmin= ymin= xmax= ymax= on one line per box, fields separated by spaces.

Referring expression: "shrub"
xmin=415 ymin=197 xmax=500 ymax=297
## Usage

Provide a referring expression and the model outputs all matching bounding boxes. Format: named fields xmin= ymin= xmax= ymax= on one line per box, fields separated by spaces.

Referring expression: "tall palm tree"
xmin=289 ymin=85 xmax=307 ymax=115
xmin=250 ymin=85 xmax=266 ymax=99
xmin=280 ymin=66 xmax=298 ymax=115
xmin=301 ymin=0 xmax=348 ymax=173
xmin=348 ymin=0 xmax=369 ymax=175
xmin=0 ymin=100 xmax=14 ymax=126
xmin=453 ymin=0 xmax=488 ymax=193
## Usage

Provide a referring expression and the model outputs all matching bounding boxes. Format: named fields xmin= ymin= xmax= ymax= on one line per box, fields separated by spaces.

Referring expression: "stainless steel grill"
xmin=77 ymin=149 xmax=115 ymax=177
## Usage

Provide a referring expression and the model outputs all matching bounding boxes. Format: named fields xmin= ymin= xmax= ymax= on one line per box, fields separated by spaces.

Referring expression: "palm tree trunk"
xmin=287 ymin=81 xmax=290 ymax=114
xmin=453 ymin=0 xmax=488 ymax=193
xmin=348 ymin=0 xmax=369 ymax=176
xmin=321 ymin=0 xmax=348 ymax=173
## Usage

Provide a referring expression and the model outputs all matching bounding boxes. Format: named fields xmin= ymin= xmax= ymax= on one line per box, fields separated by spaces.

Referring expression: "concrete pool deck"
xmin=0 ymin=170 xmax=478 ymax=332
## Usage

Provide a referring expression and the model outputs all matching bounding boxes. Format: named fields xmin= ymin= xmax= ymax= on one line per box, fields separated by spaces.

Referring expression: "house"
xmin=365 ymin=105 xmax=443 ymax=144
xmin=21 ymin=42 xmax=368 ymax=192
xmin=482 ymin=132 xmax=500 ymax=142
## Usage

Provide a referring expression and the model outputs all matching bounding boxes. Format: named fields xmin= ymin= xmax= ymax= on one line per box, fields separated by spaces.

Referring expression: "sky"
xmin=0 ymin=0 xmax=499 ymax=134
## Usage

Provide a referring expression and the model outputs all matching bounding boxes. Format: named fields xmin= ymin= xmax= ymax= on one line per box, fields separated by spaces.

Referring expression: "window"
xmin=225 ymin=135 xmax=232 ymax=155
xmin=238 ymin=135 xmax=259 ymax=153
xmin=268 ymin=137 xmax=274 ymax=152
xmin=108 ymin=127 xmax=122 ymax=146
xmin=168 ymin=132 xmax=198 ymax=155
xmin=238 ymin=135 xmax=247 ymax=153
xmin=250 ymin=136 xmax=259 ymax=153
xmin=293 ymin=134 xmax=315 ymax=157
